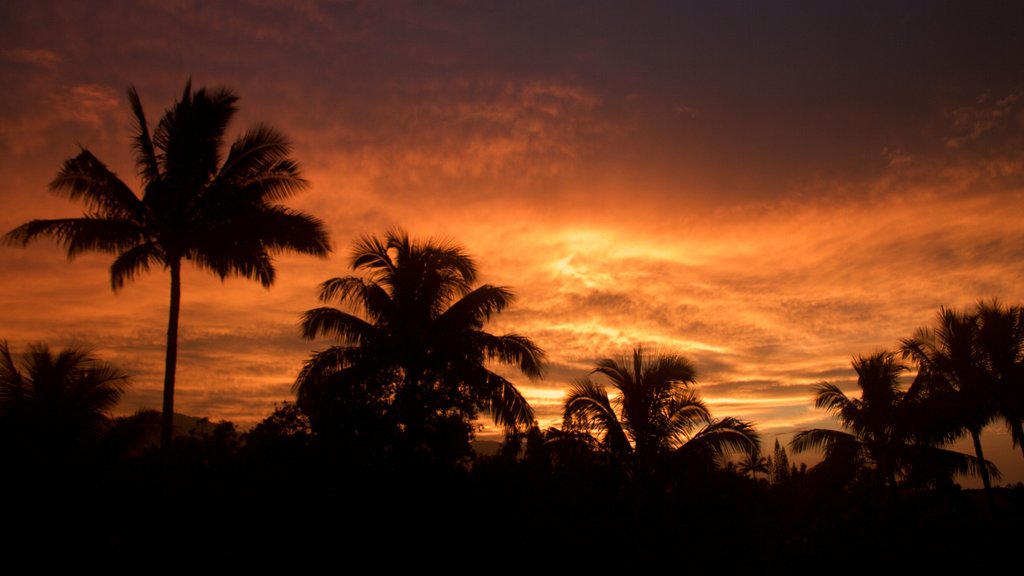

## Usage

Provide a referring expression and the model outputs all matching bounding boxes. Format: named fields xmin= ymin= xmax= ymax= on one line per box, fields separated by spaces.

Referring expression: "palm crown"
xmin=0 ymin=341 xmax=128 ymax=461
xmin=4 ymin=81 xmax=331 ymax=448
xmin=296 ymin=229 xmax=545 ymax=454
xmin=563 ymin=347 xmax=759 ymax=476
xmin=791 ymin=352 xmax=910 ymax=486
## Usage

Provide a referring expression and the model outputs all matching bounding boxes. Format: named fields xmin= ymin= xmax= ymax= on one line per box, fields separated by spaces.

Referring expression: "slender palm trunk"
xmin=160 ymin=259 xmax=182 ymax=451
xmin=969 ymin=428 xmax=995 ymax=517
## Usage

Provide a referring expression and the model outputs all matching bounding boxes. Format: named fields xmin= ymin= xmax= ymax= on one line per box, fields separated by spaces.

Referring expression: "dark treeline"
xmin=2 ymin=330 xmax=1023 ymax=572
xmin=3 ymin=82 xmax=1024 ymax=572
xmin=4 ymin=287 xmax=1024 ymax=572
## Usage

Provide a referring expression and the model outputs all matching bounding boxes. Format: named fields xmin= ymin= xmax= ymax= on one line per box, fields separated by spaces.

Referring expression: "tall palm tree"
xmin=296 ymin=229 xmax=545 ymax=460
xmin=792 ymin=352 xmax=907 ymax=492
xmin=562 ymin=347 xmax=759 ymax=478
xmin=4 ymin=82 xmax=331 ymax=449
xmin=975 ymin=300 xmax=1024 ymax=460
xmin=901 ymin=307 xmax=999 ymax=508
xmin=0 ymin=340 xmax=128 ymax=462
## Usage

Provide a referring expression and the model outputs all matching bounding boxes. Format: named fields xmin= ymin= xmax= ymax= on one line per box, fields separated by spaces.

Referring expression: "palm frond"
xmin=813 ymin=381 xmax=853 ymax=413
xmin=591 ymin=357 xmax=634 ymax=397
xmin=127 ymin=85 xmax=160 ymax=185
xmin=665 ymin=391 xmax=712 ymax=439
xmin=675 ymin=416 xmax=760 ymax=463
xmin=317 ymin=277 xmax=394 ymax=325
xmin=109 ymin=242 xmax=162 ymax=291
xmin=47 ymin=149 xmax=143 ymax=219
xmin=187 ymin=204 xmax=329 ymax=287
xmin=901 ymin=443 xmax=1001 ymax=484
xmin=155 ymin=82 xmax=238 ymax=181
xmin=436 ymin=284 xmax=515 ymax=328
xmin=217 ymin=124 xmax=308 ymax=201
xmin=900 ymin=335 xmax=928 ymax=364
xmin=790 ymin=428 xmax=857 ymax=455
xmin=294 ymin=345 xmax=362 ymax=396
xmin=4 ymin=217 xmax=144 ymax=259
xmin=350 ymin=233 xmax=396 ymax=279
xmin=0 ymin=340 xmax=21 ymax=383
xmin=395 ymin=230 xmax=477 ymax=287
xmin=300 ymin=307 xmax=378 ymax=342
xmin=242 ymin=206 xmax=331 ymax=257
xmin=319 ymin=276 xmax=368 ymax=303
xmin=646 ymin=353 xmax=698 ymax=390
xmin=563 ymin=378 xmax=631 ymax=456
xmin=0 ymin=341 xmax=26 ymax=415
xmin=470 ymin=332 xmax=546 ymax=380
xmin=475 ymin=370 xmax=535 ymax=432
xmin=295 ymin=346 xmax=352 ymax=388
xmin=192 ymin=240 xmax=276 ymax=287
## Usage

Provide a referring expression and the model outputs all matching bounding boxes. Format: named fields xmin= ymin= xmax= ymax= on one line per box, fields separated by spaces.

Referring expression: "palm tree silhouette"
xmin=737 ymin=450 xmax=769 ymax=480
xmin=792 ymin=352 xmax=909 ymax=494
xmin=792 ymin=351 xmax=986 ymax=498
xmin=901 ymin=308 xmax=999 ymax=509
xmin=0 ymin=341 xmax=128 ymax=462
xmin=562 ymin=347 xmax=759 ymax=478
xmin=4 ymin=82 xmax=331 ymax=449
xmin=975 ymin=300 xmax=1024 ymax=460
xmin=296 ymin=229 xmax=545 ymax=460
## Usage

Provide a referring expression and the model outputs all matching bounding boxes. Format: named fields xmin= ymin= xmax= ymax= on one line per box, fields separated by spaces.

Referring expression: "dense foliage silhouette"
xmin=2 ymin=304 xmax=1022 ymax=570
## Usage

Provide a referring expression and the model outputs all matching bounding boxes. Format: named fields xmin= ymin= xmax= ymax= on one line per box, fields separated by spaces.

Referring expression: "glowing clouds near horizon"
xmin=460 ymin=180 xmax=1024 ymax=442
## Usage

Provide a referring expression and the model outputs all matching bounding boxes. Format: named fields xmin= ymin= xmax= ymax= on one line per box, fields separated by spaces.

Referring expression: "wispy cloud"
xmin=3 ymin=47 xmax=62 ymax=67
xmin=946 ymin=90 xmax=1023 ymax=149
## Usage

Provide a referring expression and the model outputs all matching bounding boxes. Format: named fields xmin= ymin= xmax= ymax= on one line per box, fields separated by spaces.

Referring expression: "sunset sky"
xmin=2 ymin=1 xmax=1023 ymax=482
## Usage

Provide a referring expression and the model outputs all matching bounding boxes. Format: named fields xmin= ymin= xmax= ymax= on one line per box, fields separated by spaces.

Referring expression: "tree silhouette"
xmin=792 ymin=352 xmax=908 ymax=494
xmin=901 ymin=307 xmax=1000 ymax=511
xmin=794 ymin=351 xmax=990 ymax=499
xmin=737 ymin=449 xmax=769 ymax=480
xmin=4 ymin=81 xmax=331 ymax=449
xmin=562 ymin=347 xmax=759 ymax=478
xmin=296 ymin=229 xmax=545 ymax=463
xmin=768 ymin=438 xmax=791 ymax=485
xmin=0 ymin=340 xmax=128 ymax=463
xmin=975 ymin=300 xmax=1024 ymax=460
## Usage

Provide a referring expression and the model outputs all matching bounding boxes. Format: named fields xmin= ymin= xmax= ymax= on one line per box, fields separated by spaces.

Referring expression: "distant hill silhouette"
xmin=119 ymin=412 xmax=236 ymax=454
